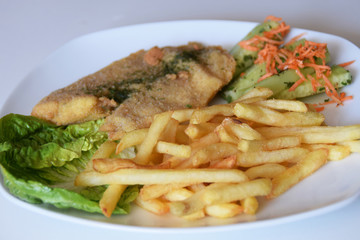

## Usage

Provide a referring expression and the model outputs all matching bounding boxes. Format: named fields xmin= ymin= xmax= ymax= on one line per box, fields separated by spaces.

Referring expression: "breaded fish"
xmin=32 ymin=43 xmax=235 ymax=139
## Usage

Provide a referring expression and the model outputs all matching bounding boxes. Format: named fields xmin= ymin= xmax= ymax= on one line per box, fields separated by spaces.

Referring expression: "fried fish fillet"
xmin=32 ymin=43 xmax=235 ymax=139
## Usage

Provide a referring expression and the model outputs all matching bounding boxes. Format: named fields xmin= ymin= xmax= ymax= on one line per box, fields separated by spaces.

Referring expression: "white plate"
xmin=1 ymin=20 xmax=360 ymax=232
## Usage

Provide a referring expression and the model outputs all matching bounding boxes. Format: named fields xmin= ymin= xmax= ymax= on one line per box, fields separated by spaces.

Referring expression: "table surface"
xmin=0 ymin=0 xmax=359 ymax=239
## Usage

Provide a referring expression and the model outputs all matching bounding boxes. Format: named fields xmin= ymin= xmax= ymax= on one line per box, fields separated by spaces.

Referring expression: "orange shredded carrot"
xmin=239 ymin=16 xmax=353 ymax=108
xmin=341 ymin=95 xmax=353 ymax=102
xmin=338 ymin=60 xmax=355 ymax=67
xmin=264 ymin=16 xmax=283 ymax=22
xmin=238 ymin=16 xmax=289 ymax=52
xmin=314 ymin=106 xmax=325 ymax=112
xmin=257 ymin=72 xmax=273 ymax=82
xmin=285 ymin=33 xmax=307 ymax=47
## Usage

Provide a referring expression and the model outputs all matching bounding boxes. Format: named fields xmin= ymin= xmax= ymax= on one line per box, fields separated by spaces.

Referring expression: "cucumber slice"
xmin=230 ymin=20 xmax=281 ymax=78
xmin=274 ymin=65 xmax=352 ymax=99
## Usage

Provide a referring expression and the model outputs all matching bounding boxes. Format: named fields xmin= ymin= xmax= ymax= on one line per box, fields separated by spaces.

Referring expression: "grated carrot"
xmin=240 ymin=16 xmax=353 ymax=109
xmin=238 ymin=16 xmax=289 ymax=52
xmin=314 ymin=106 xmax=325 ymax=112
xmin=285 ymin=33 xmax=307 ymax=47
xmin=264 ymin=16 xmax=283 ymax=22
xmin=338 ymin=60 xmax=355 ymax=68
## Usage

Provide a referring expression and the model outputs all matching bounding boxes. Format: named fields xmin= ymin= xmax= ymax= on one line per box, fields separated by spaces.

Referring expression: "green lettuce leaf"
xmin=0 ymin=114 xmax=139 ymax=215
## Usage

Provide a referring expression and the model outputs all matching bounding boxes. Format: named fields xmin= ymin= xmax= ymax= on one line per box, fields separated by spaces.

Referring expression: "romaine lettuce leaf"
xmin=0 ymin=114 xmax=139 ymax=215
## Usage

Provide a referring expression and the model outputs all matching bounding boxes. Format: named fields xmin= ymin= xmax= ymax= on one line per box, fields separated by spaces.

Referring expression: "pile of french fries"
xmin=75 ymin=87 xmax=360 ymax=219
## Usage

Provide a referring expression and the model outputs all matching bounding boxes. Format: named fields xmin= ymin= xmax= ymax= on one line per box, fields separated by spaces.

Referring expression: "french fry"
xmin=92 ymin=158 xmax=171 ymax=173
xmin=256 ymin=125 xmax=360 ymax=144
xmin=209 ymin=155 xmax=237 ymax=169
xmin=176 ymin=124 xmax=190 ymax=145
xmin=159 ymin=118 xmax=179 ymax=143
xmin=191 ymin=143 xmax=238 ymax=167
xmin=93 ymin=158 xmax=138 ymax=173
xmin=85 ymin=141 xmax=117 ymax=171
xmin=185 ymin=122 xmax=218 ymax=139
xmin=187 ymin=183 xmax=206 ymax=192
xmin=172 ymin=109 xmax=194 ymax=123
xmin=174 ymin=157 xmax=195 ymax=169
xmin=235 ymin=96 xmax=266 ymax=104
xmin=135 ymin=196 xmax=169 ymax=215
xmin=140 ymin=183 xmax=190 ymax=201
xmin=181 ymin=209 xmax=206 ymax=221
xmin=169 ymin=183 xmax=224 ymax=216
xmin=338 ymin=140 xmax=360 ymax=152
xmin=302 ymin=144 xmax=351 ymax=161
xmin=201 ymin=178 xmax=272 ymax=205
xmin=190 ymin=104 xmax=234 ymax=124
xmin=267 ymin=149 xmax=328 ymax=199
xmin=254 ymin=99 xmax=308 ymax=112
xmin=237 ymin=147 xmax=309 ymax=167
xmin=208 ymin=115 xmax=228 ymax=123
xmin=234 ymin=87 xmax=273 ymax=102
xmin=156 ymin=141 xmax=192 ymax=158
xmin=221 ymin=118 xmax=263 ymax=140
xmin=115 ymin=129 xmax=148 ymax=154
xmin=238 ymin=136 xmax=301 ymax=152
xmin=75 ymin=86 xmax=360 ymax=220
xmin=163 ymin=188 xmax=194 ymax=201
xmin=75 ymin=168 xmax=248 ymax=186
xmin=85 ymin=141 xmax=121 ymax=218
xmin=99 ymin=184 xmax=127 ymax=218
xmin=234 ymin=103 xmax=324 ymax=127
xmin=161 ymin=156 xmax=187 ymax=168
xmin=205 ymin=203 xmax=243 ymax=218
xmin=241 ymin=197 xmax=258 ymax=215
xmin=214 ymin=125 xmax=238 ymax=144
xmin=245 ymin=163 xmax=287 ymax=180
xmin=134 ymin=111 xmax=173 ymax=164
xmin=190 ymin=132 xmax=220 ymax=150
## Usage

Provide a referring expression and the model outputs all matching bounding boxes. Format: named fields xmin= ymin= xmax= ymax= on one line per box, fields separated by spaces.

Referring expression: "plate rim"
xmin=1 ymin=19 xmax=360 ymax=232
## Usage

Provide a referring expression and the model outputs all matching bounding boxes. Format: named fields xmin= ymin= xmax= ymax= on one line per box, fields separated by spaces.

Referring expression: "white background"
xmin=0 ymin=0 xmax=359 ymax=239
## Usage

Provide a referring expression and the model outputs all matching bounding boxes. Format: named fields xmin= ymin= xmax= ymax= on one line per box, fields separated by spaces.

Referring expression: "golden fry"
xmin=93 ymin=158 xmax=171 ymax=173
xmin=221 ymin=118 xmax=263 ymax=140
xmin=190 ymin=104 xmax=234 ymax=124
xmin=85 ymin=141 xmax=117 ymax=171
xmin=163 ymin=188 xmax=194 ymax=201
xmin=191 ymin=142 xmax=238 ymax=166
xmin=172 ymin=109 xmax=195 ymax=123
xmin=256 ymin=125 xmax=360 ymax=144
xmin=338 ymin=140 xmax=360 ymax=152
xmin=185 ymin=122 xmax=218 ymax=139
xmin=115 ymin=129 xmax=148 ymax=154
xmin=75 ymin=168 xmax=248 ymax=186
xmin=134 ymin=111 xmax=173 ymax=164
xmin=237 ymin=147 xmax=309 ymax=167
xmin=201 ymin=178 xmax=272 ymax=205
xmin=156 ymin=141 xmax=192 ymax=158
xmin=245 ymin=163 xmax=287 ymax=180
xmin=241 ymin=197 xmax=258 ymax=215
xmin=205 ymin=203 xmax=243 ymax=218
xmin=234 ymin=87 xmax=273 ymax=102
xmin=99 ymin=184 xmax=127 ymax=218
xmin=214 ymin=124 xmax=239 ymax=144
xmin=234 ymin=103 xmax=324 ymax=127
xmin=302 ymin=144 xmax=351 ymax=161
xmin=190 ymin=132 xmax=220 ymax=150
xmin=254 ymin=99 xmax=308 ymax=112
xmin=135 ymin=196 xmax=169 ymax=215
xmin=209 ymin=155 xmax=237 ymax=169
xmin=267 ymin=149 xmax=328 ymax=199
xmin=238 ymin=136 xmax=301 ymax=152
xmin=140 ymin=183 xmax=190 ymax=201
